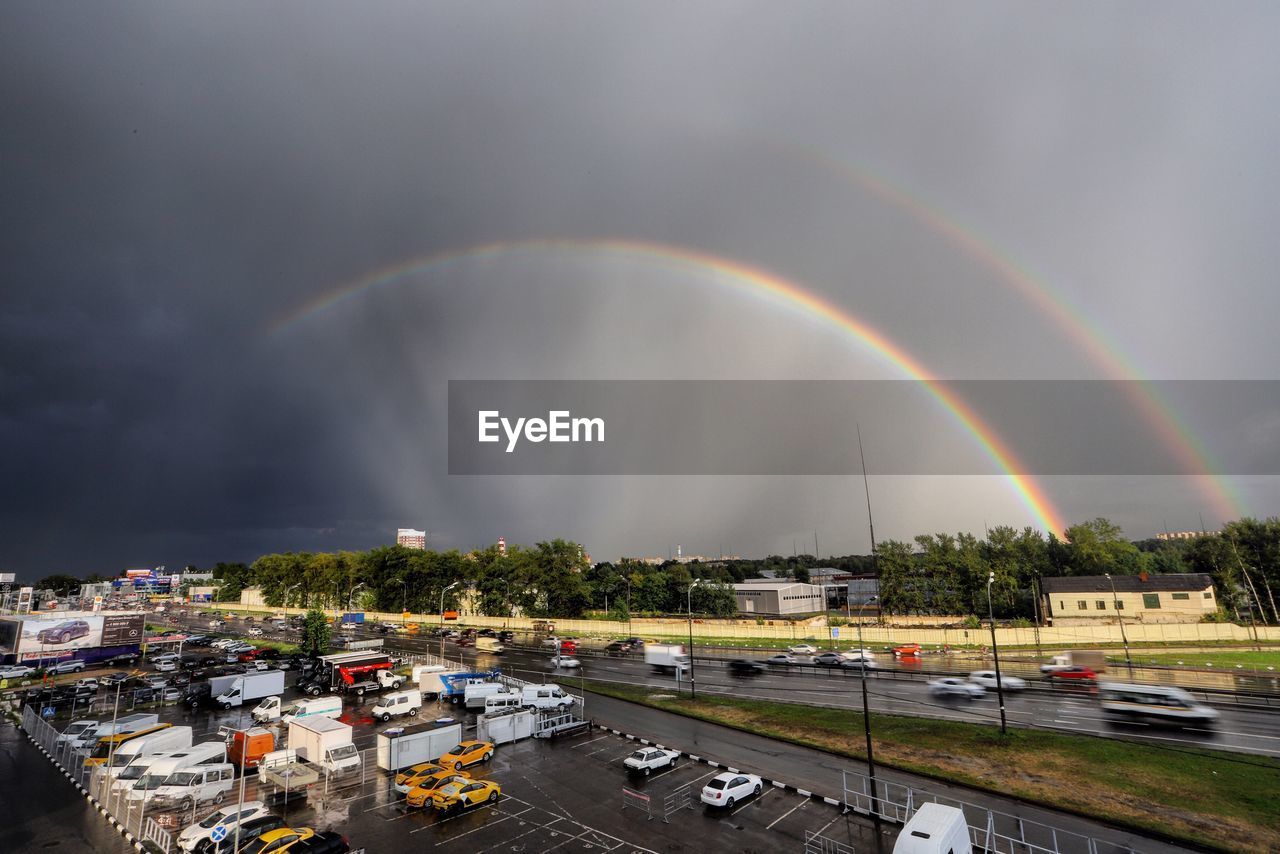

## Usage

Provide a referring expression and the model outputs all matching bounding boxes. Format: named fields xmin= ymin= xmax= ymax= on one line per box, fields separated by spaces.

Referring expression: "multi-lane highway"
xmin=169 ymin=612 xmax=1280 ymax=759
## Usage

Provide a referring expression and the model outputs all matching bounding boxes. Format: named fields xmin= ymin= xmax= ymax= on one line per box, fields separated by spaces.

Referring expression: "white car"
xmin=623 ymin=747 xmax=679 ymax=776
xmin=927 ymin=677 xmax=986 ymax=699
xmin=701 ymin=772 xmax=763 ymax=808
xmin=0 ymin=665 xmax=36 ymax=680
xmin=154 ymin=659 xmax=178 ymax=672
xmin=176 ymin=800 xmax=273 ymax=852
xmin=252 ymin=660 xmax=272 ymax=671
xmin=968 ymin=671 xmax=1027 ymax=691
xmin=550 ymin=655 xmax=580 ymax=669
xmin=247 ymin=627 xmax=264 ymax=637
xmin=541 ymin=636 xmax=562 ymax=648
xmin=787 ymin=644 xmax=817 ymax=655
xmin=151 ymin=652 xmax=180 ymax=662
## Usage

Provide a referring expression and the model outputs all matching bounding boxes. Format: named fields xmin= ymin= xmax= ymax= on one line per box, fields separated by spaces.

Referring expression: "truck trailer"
xmin=302 ymin=652 xmax=405 ymax=697
xmin=375 ymin=721 xmax=463 ymax=771
xmin=214 ymin=669 xmax=287 ymax=709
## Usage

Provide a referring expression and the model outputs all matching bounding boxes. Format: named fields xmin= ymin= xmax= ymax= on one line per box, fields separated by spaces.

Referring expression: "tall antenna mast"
xmin=855 ymin=423 xmax=881 ymax=819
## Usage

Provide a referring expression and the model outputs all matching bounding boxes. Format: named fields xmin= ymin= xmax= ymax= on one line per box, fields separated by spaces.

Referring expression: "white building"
xmin=733 ymin=582 xmax=826 ymax=615
xmin=397 ymin=528 xmax=427 ymax=549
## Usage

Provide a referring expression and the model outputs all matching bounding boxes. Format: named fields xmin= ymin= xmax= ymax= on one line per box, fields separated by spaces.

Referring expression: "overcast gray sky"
xmin=3 ymin=3 xmax=1278 ymax=575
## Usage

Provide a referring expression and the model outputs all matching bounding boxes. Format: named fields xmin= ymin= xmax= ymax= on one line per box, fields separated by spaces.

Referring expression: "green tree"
xmin=299 ymin=608 xmax=332 ymax=656
xmin=875 ymin=540 xmax=921 ymax=616
xmin=1063 ymin=518 xmax=1143 ymax=576
xmin=36 ymin=574 xmax=82 ymax=595
xmin=211 ymin=562 xmax=253 ymax=602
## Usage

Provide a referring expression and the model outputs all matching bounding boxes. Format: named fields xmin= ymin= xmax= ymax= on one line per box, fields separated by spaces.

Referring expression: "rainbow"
xmin=766 ymin=140 xmax=1245 ymax=525
xmin=272 ymin=238 xmax=1069 ymax=534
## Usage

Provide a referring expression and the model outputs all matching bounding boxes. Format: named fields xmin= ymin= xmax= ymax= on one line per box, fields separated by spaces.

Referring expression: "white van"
xmin=371 ymin=689 xmax=422 ymax=722
xmin=151 ymin=762 xmax=236 ymax=810
xmin=483 ymin=691 xmax=523 ymax=715
xmin=521 ymin=683 xmax=575 ymax=711
xmin=893 ymin=803 xmax=972 ymax=854
xmin=57 ymin=720 xmax=99 ymax=746
xmin=1099 ymin=682 xmax=1219 ymax=727
xmin=255 ymin=694 xmax=343 ymax=724
xmin=463 ymin=682 xmax=506 ymax=710
xmin=125 ymin=741 xmax=228 ymax=802
xmin=102 ymin=726 xmax=195 ymax=773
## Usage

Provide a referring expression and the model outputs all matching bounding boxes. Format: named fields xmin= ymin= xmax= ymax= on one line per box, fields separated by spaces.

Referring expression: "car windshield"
xmin=329 ymin=744 xmax=357 ymax=760
xmin=167 ymin=771 xmax=200 ymax=786
xmin=447 ymin=745 xmax=465 ymax=754
xmin=118 ymin=765 xmax=148 ymax=780
xmin=707 ymin=779 xmax=727 ymax=790
xmin=136 ymin=773 xmax=170 ymax=789
xmin=629 ymin=751 xmax=648 ymax=760
xmin=198 ymin=810 xmax=232 ymax=829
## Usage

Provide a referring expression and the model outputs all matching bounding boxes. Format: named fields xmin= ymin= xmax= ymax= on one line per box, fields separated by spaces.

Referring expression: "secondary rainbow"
xmin=273 ymin=238 xmax=1069 ymax=534
xmin=768 ymin=140 xmax=1245 ymax=524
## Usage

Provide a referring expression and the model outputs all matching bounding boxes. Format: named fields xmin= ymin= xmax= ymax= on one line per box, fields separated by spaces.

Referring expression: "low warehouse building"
xmin=733 ymin=582 xmax=825 ymax=615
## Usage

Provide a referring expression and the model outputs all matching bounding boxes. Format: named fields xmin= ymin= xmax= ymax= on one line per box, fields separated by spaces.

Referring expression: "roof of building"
xmin=733 ymin=582 xmax=824 ymax=593
xmin=1040 ymin=573 xmax=1213 ymax=594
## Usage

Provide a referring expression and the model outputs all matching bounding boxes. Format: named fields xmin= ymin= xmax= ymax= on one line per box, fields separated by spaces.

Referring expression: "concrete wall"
xmin=204 ymin=600 xmax=1279 ymax=646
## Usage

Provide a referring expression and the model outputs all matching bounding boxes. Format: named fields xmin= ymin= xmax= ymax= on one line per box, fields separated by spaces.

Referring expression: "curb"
xmin=22 ymin=728 xmax=148 ymax=851
xmin=595 ymin=723 xmax=861 ymax=816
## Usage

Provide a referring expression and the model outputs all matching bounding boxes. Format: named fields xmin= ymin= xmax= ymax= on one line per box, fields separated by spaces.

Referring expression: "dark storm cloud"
xmin=2 ymin=3 xmax=1278 ymax=574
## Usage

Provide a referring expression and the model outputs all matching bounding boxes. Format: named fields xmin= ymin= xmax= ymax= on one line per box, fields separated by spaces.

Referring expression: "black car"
xmin=727 ymin=659 xmax=765 ymax=676
xmin=605 ymin=641 xmax=632 ymax=654
xmin=497 ymin=631 xmax=515 ymax=643
xmin=477 ymin=628 xmax=497 ymax=637
xmin=171 ymin=672 xmax=192 ymax=687
xmin=101 ymin=671 xmax=132 ymax=686
xmin=198 ymin=814 xmax=287 ymax=854
xmin=35 ymin=619 xmax=92 ymax=645
xmin=102 ymin=652 xmax=140 ymax=667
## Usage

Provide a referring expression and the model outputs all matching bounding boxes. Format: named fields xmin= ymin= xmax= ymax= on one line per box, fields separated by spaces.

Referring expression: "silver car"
xmin=968 ymin=670 xmax=1027 ymax=691
xmin=927 ymin=677 xmax=985 ymax=699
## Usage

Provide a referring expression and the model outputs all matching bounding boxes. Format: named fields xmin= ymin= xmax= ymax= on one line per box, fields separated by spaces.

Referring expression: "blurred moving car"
xmin=1044 ymin=666 xmax=1097 ymax=683
xmin=927 ymin=677 xmax=985 ymax=699
xmin=701 ymin=772 xmax=762 ymax=808
xmin=727 ymin=659 xmax=765 ymax=676
xmin=787 ymin=644 xmax=817 ymax=655
xmin=812 ymin=652 xmax=845 ymax=667
xmin=765 ymin=654 xmax=797 ymax=666
xmin=968 ymin=671 xmax=1026 ymax=691
xmin=892 ymin=643 xmax=922 ymax=657
xmin=550 ymin=655 xmax=580 ymax=668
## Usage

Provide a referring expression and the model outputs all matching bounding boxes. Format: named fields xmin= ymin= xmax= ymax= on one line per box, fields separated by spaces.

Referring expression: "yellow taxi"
xmin=405 ymin=771 xmax=470 ymax=807
xmin=393 ymin=761 xmax=448 ymax=795
xmin=238 ymin=827 xmax=315 ymax=853
xmin=439 ymin=740 xmax=494 ymax=771
xmin=429 ymin=778 xmax=501 ymax=812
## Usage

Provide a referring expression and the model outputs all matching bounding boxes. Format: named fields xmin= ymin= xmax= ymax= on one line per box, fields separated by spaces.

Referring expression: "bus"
xmin=85 ymin=723 xmax=176 ymax=766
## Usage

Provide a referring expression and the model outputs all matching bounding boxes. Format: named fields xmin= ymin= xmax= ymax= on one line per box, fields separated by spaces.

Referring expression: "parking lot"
xmin=20 ymin=671 xmax=883 ymax=853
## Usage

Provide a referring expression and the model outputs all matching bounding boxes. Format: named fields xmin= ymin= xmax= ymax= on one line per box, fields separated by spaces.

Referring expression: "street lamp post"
xmin=440 ymin=582 xmax=459 ymax=659
xmin=625 ymin=576 xmax=633 ymax=638
xmin=687 ymin=579 xmax=702 ymax=699
xmin=282 ymin=583 xmax=300 ymax=615
xmin=400 ymin=579 xmax=408 ymax=625
xmin=1105 ymin=573 xmax=1133 ymax=675
xmin=347 ymin=582 xmax=366 ymax=612
xmin=987 ymin=572 xmax=1007 ymax=735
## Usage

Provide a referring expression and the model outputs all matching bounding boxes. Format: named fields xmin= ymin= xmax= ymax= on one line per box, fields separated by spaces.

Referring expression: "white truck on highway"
xmin=287 ymin=717 xmax=361 ymax=774
xmin=644 ymin=643 xmax=689 ymax=674
xmin=1040 ymin=650 xmax=1106 ymax=673
xmin=213 ymin=669 xmax=286 ymax=709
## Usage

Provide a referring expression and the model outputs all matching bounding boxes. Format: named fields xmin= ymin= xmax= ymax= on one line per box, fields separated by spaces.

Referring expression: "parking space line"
xmin=472 ymin=816 xmax=562 ymax=851
xmin=435 ymin=805 xmax=531 ymax=845
xmin=765 ymin=796 xmax=809 ymax=830
xmin=732 ymin=788 xmax=770 ymax=815
xmin=810 ymin=814 xmax=840 ymax=838
xmin=572 ymin=734 xmax=613 ymax=749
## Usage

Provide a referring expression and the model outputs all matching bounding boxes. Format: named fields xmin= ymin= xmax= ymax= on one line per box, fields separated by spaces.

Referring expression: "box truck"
xmin=228 ymin=727 xmax=276 ymax=768
xmin=438 ymin=670 xmax=501 ymax=706
xmin=375 ymin=721 xmax=463 ymax=772
xmin=301 ymin=651 xmax=404 ymax=697
xmin=645 ymin=644 xmax=689 ymax=674
xmin=215 ymin=669 xmax=286 ymax=709
xmin=1040 ymin=650 xmax=1107 ymax=673
xmin=76 ymin=713 xmax=160 ymax=751
xmin=252 ymin=694 xmax=343 ymax=724
xmin=893 ymin=803 xmax=972 ymax=854
xmin=288 ymin=717 xmax=361 ymax=774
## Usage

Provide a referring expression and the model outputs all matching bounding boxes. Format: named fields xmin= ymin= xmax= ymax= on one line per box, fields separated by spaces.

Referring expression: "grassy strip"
xmin=582 ymin=679 xmax=1280 ymax=852
xmin=1115 ymin=650 xmax=1280 ymax=668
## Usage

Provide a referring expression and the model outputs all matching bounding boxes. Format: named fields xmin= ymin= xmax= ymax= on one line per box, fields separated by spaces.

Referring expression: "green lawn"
xmin=1117 ymin=649 xmax=1280 ymax=669
xmin=583 ymin=679 xmax=1280 ymax=852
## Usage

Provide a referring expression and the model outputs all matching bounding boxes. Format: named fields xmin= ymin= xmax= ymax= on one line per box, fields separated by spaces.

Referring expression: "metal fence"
xmin=803 ymin=829 xmax=855 ymax=854
xmin=841 ymin=769 xmax=1142 ymax=854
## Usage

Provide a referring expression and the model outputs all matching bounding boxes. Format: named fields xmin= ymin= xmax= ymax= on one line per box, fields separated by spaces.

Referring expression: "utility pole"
xmin=687 ymin=579 xmax=702 ymax=699
xmin=855 ymin=425 xmax=881 ymax=821
xmin=1105 ymin=573 xmax=1133 ymax=676
xmin=987 ymin=572 xmax=1008 ymax=734
xmin=440 ymin=582 xmax=459 ymax=660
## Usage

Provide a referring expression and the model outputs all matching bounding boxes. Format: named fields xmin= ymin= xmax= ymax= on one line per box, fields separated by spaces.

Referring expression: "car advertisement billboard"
xmin=3 ymin=614 xmax=146 ymax=660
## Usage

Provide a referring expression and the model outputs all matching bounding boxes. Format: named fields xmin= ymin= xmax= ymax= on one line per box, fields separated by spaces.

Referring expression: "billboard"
xmin=0 ymin=614 xmax=146 ymax=660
